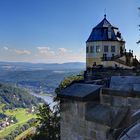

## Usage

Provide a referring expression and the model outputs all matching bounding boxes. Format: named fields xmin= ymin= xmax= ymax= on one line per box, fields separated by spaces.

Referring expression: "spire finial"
xmin=104 ymin=8 xmax=107 ymax=18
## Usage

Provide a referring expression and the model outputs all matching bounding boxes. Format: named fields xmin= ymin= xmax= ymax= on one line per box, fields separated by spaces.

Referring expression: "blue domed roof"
xmin=87 ymin=16 xmax=125 ymax=42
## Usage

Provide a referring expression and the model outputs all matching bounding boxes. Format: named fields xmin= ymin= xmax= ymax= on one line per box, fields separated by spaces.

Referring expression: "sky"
xmin=0 ymin=0 xmax=139 ymax=63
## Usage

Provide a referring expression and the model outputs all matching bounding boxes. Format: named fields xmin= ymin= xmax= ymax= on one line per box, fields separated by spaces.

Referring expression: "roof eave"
xmin=86 ymin=40 xmax=125 ymax=43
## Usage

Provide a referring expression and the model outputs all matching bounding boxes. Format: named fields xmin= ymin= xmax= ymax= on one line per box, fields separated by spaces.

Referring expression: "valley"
xmin=0 ymin=62 xmax=84 ymax=139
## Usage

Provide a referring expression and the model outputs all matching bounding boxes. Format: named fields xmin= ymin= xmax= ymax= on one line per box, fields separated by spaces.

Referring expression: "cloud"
xmin=37 ymin=47 xmax=55 ymax=55
xmin=2 ymin=46 xmax=31 ymax=55
xmin=57 ymin=48 xmax=72 ymax=55
xmin=0 ymin=45 xmax=85 ymax=63
xmin=58 ymin=48 xmax=68 ymax=53
xmin=35 ymin=46 xmax=84 ymax=62
xmin=3 ymin=47 xmax=9 ymax=50
xmin=14 ymin=49 xmax=31 ymax=55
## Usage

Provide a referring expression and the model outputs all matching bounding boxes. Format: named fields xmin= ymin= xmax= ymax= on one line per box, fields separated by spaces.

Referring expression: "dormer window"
xmin=117 ymin=32 xmax=121 ymax=38
xmin=108 ymin=26 xmax=112 ymax=39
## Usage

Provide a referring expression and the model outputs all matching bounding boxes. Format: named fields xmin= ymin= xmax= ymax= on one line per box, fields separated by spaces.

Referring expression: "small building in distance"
xmin=86 ymin=15 xmax=139 ymax=69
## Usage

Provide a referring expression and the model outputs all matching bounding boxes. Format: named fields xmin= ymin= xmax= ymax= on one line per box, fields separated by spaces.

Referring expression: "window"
xmin=104 ymin=46 xmax=108 ymax=52
xmin=86 ymin=46 xmax=89 ymax=53
xmin=103 ymin=53 xmax=107 ymax=60
xmin=112 ymin=54 xmax=115 ymax=57
xmin=90 ymin=46 xmax=94 ymax=53
xmin=111 ymin=46 xmax=115 ymax=52
xmin=96 ymin=46 xmax=100 ymax=53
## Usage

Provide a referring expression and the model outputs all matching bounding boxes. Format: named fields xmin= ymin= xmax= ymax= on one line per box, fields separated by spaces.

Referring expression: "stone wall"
xmin=60 ymin=91 xmax=140 ymax=140
xmin=101 ymin=89 xmax=140 ymax=112
xmin=60 ymin=100 xmax=109 ymax=140
xmin=59 ymin=76 xmax=140 ymax=140
xmin=101 ymin=88 xmax=140 ymax=136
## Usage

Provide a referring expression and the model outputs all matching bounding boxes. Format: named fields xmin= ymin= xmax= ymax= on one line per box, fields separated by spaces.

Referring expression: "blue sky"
xmin=0 ymin=0 xmax=139 ymax=63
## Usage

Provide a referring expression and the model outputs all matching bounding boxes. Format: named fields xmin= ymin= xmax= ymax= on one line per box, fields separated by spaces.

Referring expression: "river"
xmin=31 ymin=92 xmax=54 ymax=105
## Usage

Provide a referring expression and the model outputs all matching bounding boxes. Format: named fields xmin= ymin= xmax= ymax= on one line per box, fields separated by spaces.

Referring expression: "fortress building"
xmin=58 ymin=15 xmax=140 ymax=140
xmin=86 ymin=15 xmax=137 ymax=69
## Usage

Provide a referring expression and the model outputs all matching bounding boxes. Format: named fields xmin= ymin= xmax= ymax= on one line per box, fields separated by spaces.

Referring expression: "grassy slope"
xmin=0 ymin=104 xmax=5 ymax=112
xmin=15 ymin=127 xmax=35 ymax=140
xmin=0 ymin=108 xmax=36 ymax=138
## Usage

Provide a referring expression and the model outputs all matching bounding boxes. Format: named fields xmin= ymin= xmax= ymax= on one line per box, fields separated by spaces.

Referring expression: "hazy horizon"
xmin=0 ymin=60 xmax=85 ymax=64
xmin=0 ymin=0 xmax=139 ymax=63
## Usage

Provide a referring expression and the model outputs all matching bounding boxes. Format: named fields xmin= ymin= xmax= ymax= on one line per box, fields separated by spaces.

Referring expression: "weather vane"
xmin=104 ymin=8 xmax=107 ymax=18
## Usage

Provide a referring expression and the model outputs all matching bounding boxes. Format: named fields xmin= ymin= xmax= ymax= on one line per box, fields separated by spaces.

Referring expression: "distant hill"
xmin=0 ymin=83 xmax=42 ymax=108
xmin=0 ymin=69 xmax=83 ymax=93
xmin=0 ymin=61 xmax=85 ymax=71
xmin=0 ymin=61 xmax=85 ymax=94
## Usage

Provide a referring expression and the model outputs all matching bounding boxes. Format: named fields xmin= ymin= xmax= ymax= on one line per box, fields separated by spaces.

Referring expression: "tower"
xmin=86 ymin=15 xmax=126 ymax=68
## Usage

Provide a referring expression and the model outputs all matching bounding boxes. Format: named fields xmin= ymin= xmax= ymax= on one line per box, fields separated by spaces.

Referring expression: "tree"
xmin=55 ymin=75 xmax=83 ymax=94
xmin=25 ymin=103 xmax=60 ymax=140
xmin=25 ymin=75 xmax=83 ymax=140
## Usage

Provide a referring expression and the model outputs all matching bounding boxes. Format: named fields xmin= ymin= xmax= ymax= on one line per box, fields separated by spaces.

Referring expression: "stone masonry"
xmin=57 ymin=75 xmax=140 ymax=140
